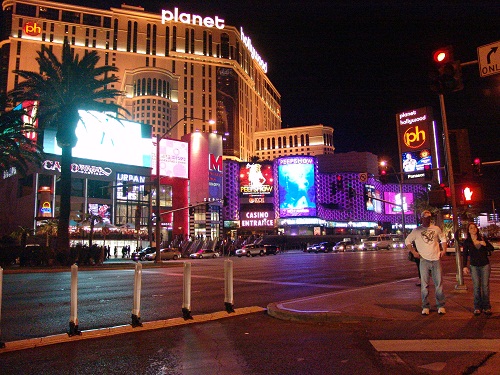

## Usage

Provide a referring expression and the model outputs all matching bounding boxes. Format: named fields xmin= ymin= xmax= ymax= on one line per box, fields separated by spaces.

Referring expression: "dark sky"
xmin=4 ymin=1 xmax=500 ymax=193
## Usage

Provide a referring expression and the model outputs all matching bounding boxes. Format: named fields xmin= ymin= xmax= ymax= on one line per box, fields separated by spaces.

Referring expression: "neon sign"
xmin=24 ymin=22 xmax=41 ymax=36
xmin=240 ymin=27 xmax=268 ymax=73
xmin=161 ymin=8 xmax=225 ymax=29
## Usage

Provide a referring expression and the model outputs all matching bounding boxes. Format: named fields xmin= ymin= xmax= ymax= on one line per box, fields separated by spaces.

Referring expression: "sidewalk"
xmin=267 ymin=275 xmax=500 ymax=373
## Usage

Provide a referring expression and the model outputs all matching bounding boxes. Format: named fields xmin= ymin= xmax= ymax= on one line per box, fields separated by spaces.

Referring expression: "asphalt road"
xmin=1 ymin=250 xmax=449 ymax=342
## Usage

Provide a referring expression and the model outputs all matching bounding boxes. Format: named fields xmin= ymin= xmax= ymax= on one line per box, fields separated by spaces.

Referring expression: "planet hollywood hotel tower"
xmin=0 ymin=0 xmax=281 ymax=240
xmin=0 ymin=0 xmax=281 ymax=159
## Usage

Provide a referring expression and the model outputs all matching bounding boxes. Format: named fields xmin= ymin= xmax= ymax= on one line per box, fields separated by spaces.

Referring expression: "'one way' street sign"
xmin=477 ymin=41 xmax=500 ymax=77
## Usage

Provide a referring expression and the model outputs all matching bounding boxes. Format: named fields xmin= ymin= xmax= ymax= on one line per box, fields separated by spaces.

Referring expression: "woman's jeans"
xmin=419 ymin=258 xmax=445 ymax=309
xmin=470 ymin=264 xmax=491 ymax=310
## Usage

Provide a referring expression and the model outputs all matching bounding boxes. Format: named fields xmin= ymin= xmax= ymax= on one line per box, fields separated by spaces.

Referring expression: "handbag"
xmin=408 ymin=250 xmax=416 ymax=262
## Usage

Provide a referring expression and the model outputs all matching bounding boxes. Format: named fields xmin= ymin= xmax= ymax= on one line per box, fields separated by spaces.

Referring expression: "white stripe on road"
xmin=371 ymin=339 xmax=500 ymax=352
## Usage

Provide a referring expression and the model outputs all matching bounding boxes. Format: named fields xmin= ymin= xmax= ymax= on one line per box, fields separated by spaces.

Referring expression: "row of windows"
xmin=15 ymin=3 xmax=112 ymax=28
xmin=133 ymin=78 xmax=172 ymax=98
xmin=255 ymin=134 xmax=311 ymax=151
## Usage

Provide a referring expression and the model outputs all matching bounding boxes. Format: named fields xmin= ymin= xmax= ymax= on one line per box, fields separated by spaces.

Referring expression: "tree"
xmin=8 ymin=40 xmax=126 ymax=261
xmin=0 ymin=104 xmax=44 ymax=175
xmin=38 ymin=219 xmax=58 ymax=247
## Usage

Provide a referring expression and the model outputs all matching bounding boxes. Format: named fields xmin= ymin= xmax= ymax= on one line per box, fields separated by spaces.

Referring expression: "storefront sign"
xmin=240 ymin=210 xmax=274 ymax=227
xmin=42 ymin=159 xmax=112 ymax=176
xmin=240 ymin=27 xmax=268 ymax=73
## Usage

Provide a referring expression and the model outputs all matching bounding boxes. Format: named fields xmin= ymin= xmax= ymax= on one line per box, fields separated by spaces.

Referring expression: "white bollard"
xmin=0 ymin=267 xmax=4 ymax=348
xmin=182 ymin=262 xmax=193 ymax=319
xmin=68 ymin=264 xmax=81 ymax=336
xmin=131 ymin=262 xmax=143 ymax=327
xmin=224 ymin=259 xmax=235 ymax=312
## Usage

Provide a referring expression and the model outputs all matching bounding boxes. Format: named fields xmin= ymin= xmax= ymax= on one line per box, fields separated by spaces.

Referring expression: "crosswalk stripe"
xmin=370 ymin=339 xmax=500 ymax=352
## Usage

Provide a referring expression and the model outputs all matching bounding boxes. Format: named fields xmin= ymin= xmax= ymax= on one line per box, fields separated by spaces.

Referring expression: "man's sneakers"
xmin=484 ymin=309 xmax=492 ymax=316
xmin=474 ymin=309 xmax=481 ymax=316
xmin=422 ymin=307 xmax=446 ymax=315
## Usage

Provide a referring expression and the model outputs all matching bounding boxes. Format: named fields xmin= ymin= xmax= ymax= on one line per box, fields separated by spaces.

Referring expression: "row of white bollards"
xmin=64 ymin=259 xmax=235 ymax=336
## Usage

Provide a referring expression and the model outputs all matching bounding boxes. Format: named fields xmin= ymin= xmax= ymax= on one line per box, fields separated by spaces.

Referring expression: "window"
xmin=83 ymin=13 xmax=101 ymax=27
xmin=87 ymin=180 xmax=111 ymax=199
xmin=16 ymin=3 xmax=36 ymax=17
xmin=221 ymin=33 xmax=230 ymax=58
xmin=62 ymin=10 xmax=80 ymax=23
xmin=39 ymin=7 xmax=59 ymax=20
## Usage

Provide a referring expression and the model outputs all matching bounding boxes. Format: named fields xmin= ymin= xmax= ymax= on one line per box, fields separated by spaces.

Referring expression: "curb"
xmin=0 ymin=306 xmax=266 ymax=353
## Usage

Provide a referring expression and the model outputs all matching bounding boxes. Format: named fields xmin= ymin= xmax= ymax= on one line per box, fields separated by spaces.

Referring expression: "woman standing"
xmin=462 ymin=223 xmax=494 ymax=316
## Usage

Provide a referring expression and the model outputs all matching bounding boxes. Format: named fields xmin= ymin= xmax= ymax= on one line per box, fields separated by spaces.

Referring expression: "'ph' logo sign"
xmin=24 ymin=22 xmax=41 ymax=36
xmin=403 ymin=126 xmax=426 ymax=149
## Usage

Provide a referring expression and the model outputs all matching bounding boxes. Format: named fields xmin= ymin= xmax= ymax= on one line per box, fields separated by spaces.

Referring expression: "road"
xmin=1 ymin=249 xmax=422 ymax=342
xmin=1 ymin=250 xmax=499 ymax=374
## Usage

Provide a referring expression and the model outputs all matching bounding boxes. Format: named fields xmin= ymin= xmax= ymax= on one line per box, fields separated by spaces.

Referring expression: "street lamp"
xmin=154 ymin=116 xmax=214 ymax=262
xmin=380 ymin=161 xmax=406 ymax=238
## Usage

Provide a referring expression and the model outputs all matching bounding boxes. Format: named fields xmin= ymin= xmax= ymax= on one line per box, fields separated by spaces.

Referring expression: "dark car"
xmin=131 ymin=246 xmax=156 ymax=261
xmin=264 ymin=244 xmax=280 ymax=255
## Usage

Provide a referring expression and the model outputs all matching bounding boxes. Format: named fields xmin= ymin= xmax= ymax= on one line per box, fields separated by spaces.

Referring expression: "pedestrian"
xmin=462 ymin=223 xmax=494 ymax=316
xmin=406 ymin=210 xmax=447 ymax=315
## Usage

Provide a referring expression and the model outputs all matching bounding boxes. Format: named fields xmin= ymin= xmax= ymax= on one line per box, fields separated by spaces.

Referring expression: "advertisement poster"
xmin=239 ymin=162 xmax=274 ymax=202
xmin=383 ymin=191 xmax=414 ymax=215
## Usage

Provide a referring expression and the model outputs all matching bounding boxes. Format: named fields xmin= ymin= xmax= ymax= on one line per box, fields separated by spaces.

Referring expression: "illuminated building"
xmin=0 ymin=0 xmax=281 ymax=161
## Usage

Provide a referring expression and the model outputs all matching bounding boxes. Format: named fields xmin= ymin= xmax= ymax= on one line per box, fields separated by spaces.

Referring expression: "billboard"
xmin=383 ymin=191 xmax=414 ymax=215
xmin=239 ymin=162 xmax=273 ymax=202
xmin=151 ymin=138 xmax=189 ymax=178
xmin=278 ymin=157 xmax=316 ymax=218
xmin=240 ymin=208 xmax=275 ymax=228
xmin=43 ymin=110 xmax=152 ymax=168
xmin=88 ymin=203 xmax=111 ymax=224
xmin=364 ymin=184 xmax=382 ymax=213
xmin=396 ymin=107 xmax=435 ymax=183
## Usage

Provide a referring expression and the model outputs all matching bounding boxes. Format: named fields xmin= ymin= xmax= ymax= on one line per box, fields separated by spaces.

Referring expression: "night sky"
xmin=3 ymin=1 xmax=500 ymax=204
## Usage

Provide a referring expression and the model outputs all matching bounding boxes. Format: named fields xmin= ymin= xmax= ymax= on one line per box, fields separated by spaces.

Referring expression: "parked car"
xmin=345 ymin=241 xmax=361 ymax=252
xmin=263 ymin=244 xmax=280 ymax=255
xmin=235 ymin=244 xmax=266 ymax=257
xmin=189 ymin=249 xmax=220 ymax=259
xmin=131 ymin=246 xmax=156 ymax=261
xmin=144 ymin=248 xmax=181 ymax=261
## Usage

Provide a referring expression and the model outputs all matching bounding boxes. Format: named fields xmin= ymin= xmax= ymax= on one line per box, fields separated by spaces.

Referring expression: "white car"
xmin=189 ymin=249 xmax=220 ymax=259
xmin=235 ymin=244 xmax=266 ymax=257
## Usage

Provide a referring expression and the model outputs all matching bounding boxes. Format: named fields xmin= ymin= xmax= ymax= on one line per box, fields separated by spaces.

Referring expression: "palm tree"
xmin=8 ymin=40 xmax=126 ymax=261
xmin=38 ymin=219 xmax=58 ymax=247
xmin=0 ymin=104 xmax=44 ymax=175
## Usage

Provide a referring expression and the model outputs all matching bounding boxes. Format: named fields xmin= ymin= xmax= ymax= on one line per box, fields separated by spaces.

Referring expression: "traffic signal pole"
xmin=439 ymin=93 xmax=466 ymax=290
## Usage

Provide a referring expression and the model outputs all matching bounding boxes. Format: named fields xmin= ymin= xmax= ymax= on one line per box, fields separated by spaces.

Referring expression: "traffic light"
xmin=379 ymin=167 xmax=388 ymax=183
xmin=336 ymin=174 xmax=343 ymax=190
xmin=330 ymin=182 xmax=337 ymax=195
xmin=430 ymin=46 xmax=463 ymax=93
xmin=457 ymin=184 xmax=482 ymax=205
xmin=473 ymin=157 xmax=482 ymax=177
xmin=348 ymin=184 xmax=355 ymax=199
xmin=424 ymin=164 xmax=433 ymax=181
xmin=122 ymin=181 xmax=129 ymax=195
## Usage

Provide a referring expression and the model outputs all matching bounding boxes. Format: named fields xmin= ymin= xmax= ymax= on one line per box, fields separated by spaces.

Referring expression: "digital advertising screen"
xmin=239 ymin=162 xmax=274 ymax=198
xmin=151 ymin=138 xmax=189 ymax=178
xmin=278 ymin=157 xmax=316 ymax=218
xmin=43 ymin=110 xmax=152 ymax=168
xmin=364 ymin=184 xmax=382 ymax=213
xmin=88 ymin=203 xmax=111 ymax=223
xmin=383 ymin=191 xmax=414 ymax=215
xmin=402 ymin=149 xmax=432 ymax=173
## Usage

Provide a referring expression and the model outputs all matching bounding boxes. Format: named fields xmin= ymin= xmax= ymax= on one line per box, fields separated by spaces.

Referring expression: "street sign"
xmin=477 ymin=41 xmax=500 ymax=77
xmin=359 ymin=173 xmax=368 ymax=182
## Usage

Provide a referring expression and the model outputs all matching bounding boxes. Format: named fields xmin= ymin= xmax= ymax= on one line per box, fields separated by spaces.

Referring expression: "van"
xmin=359 ymin=235 xmax=394 ymax=250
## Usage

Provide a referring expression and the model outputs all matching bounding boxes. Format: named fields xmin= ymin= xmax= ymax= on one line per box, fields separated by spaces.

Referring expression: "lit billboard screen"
xmin=364 ymin=184 xmax=382 ymax=213
xmin=152 ymin=138 xmax=189 ymax=178
xmin=402 ymin=150 xmax=432 ymax=180
xmin=239 ymin=162 xmax=274 ymax=198
xmin=43 ymin=110 xmax=152 ymax=167
xmin=384 ymin=191 xmax=414 ymax=215
xmin=88 ymin=203 xmax=111 ymax=223
xmin=278 ymin=157 xmax=316 ymax=217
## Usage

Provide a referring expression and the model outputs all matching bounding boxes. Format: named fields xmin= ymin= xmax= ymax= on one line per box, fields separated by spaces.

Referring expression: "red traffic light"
xmin=433 ymin=47 xmax=453 ymax=64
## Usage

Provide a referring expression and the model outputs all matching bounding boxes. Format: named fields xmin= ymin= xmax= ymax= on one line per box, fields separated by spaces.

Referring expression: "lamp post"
xmin=380 ymin=161 xmax=406 ymax=238
xmin=154 ymin=116 xmax=214 ymax=263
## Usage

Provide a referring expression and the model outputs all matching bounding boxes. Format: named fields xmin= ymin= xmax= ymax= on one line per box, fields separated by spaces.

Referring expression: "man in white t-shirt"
xmin=406 ymin=210 xmax=447 ymax=315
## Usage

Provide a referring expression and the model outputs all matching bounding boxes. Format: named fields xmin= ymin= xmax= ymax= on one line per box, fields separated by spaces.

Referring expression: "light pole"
xmin=154 ymin=116 xmax=214 ymax=263
xmin=380 ymin=161 xmax=406 ymax=238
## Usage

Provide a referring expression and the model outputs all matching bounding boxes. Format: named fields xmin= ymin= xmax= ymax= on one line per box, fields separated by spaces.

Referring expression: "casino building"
xmin=0 ymin=0 xmax=426 ymax=244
